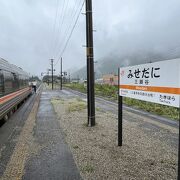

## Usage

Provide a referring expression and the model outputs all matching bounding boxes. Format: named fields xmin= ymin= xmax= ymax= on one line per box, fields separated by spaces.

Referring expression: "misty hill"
xmin=72 ymin=50 xmax=180 ymax=79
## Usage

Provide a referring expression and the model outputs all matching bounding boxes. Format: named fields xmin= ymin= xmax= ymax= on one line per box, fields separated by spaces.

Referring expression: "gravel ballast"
xmin=52 ymin=97 xmax=178 ymax=180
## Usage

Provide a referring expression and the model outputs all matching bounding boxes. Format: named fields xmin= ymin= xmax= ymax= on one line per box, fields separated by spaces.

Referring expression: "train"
xmin=0 ymin=58 xmax=32 ymax=121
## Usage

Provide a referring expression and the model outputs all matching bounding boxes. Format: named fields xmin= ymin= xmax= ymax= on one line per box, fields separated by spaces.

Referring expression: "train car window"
xmin=12 ymin=72 xmax=19 ymax=90
xmin=0 ymin=70 xmax=4 ymax=97
xmin=19 ymin=74 xmax=23 ymax=89
xmin=4 ymin=71 xmax=13 ymax=94
xmin=0 ymin=59 xmax=30 ymax=97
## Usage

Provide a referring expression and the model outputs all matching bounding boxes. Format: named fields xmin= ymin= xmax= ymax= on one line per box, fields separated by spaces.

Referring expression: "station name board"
xmin=119 ymin=59 xmax=180 ymax=107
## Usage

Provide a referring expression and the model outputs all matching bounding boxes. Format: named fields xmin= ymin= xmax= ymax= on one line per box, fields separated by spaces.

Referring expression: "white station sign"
xmin=119 ymin=59 xmax=180 ymax=107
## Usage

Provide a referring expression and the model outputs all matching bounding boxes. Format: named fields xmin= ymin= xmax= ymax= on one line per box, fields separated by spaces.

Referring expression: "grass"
xmin=73 ymin=145 xmax=79 ymax=149
xmin=51 ymin=98 xmax=64 ymax=105
xmin=96 ymin=107 xmax=101 ymax=111
xmin=44 ymin=82 xmax=61 ymax=90
xmin=65 ymin=83 xmax=86 ymax=93
xmin=62 ymin=98 xmax=87 ymax=112
xmin=123 ymin=97 xmax=179 ymax=120
xmin=68 ymin=101 xmax=87 ymax=112
xmin=64 ymin=83 xmax=179 ymax=120
xmin=51 ymin=96 xmax=86 ymax=113
xmin=81 ymin=164 xmax=94 ymax=173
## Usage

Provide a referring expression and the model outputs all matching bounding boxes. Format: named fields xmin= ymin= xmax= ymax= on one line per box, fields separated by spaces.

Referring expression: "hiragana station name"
xmin=127 ymin=67 xmax=160 ymax=85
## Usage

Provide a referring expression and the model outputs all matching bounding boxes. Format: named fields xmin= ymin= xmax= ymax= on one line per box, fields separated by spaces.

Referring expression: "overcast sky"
xmin=0 ymin=0 xmax=180 ymax=76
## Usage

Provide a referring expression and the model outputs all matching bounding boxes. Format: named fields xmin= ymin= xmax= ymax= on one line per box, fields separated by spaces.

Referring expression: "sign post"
xmin=118 ymin=68 xmax=122 ymax=146
xmin=118 ymin=59 xmax=180 ymax=179
xmin=178 ymin=108 xmax=180 ymax=180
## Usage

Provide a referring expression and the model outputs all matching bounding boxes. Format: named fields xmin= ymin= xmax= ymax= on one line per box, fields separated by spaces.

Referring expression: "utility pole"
xmin=69 ymin=73 xmax=71 ymax=83
xmin=50 ymin=59 xmax=54 ymax=90
xmin=47 ymin=69 xmax=50 ymax=85
xmin=60 ymin=57 xmax=63 ymax=90
xmin=86 ymin=0 xmax=95 ymax=126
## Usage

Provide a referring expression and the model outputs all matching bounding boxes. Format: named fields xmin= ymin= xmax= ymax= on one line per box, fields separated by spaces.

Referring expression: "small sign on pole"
xmin=118 ymin=59 xmax=180 ymax=179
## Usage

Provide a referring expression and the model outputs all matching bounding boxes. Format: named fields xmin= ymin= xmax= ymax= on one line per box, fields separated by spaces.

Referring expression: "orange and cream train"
xmin=0 ymin=58 xmax=32 ymax=120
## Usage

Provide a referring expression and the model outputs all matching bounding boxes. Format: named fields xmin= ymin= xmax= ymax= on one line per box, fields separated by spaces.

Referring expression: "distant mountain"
xmin=72 ymin=50 xmax=180 ymax=79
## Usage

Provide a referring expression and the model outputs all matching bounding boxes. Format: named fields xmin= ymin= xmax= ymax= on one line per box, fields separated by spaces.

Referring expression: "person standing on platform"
xmin=32 ymin=81 xmax=37 ymax=93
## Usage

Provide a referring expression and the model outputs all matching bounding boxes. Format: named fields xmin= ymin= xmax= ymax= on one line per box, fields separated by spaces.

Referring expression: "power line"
xmin=54 ymin=58 xmax=59 ymax=66
xmin=50 ymin=0 xmax=60 ymax=58
xmin=54 ymin=0 xmax=83 ymax=58
xmin=52 ymin=0 xmax=66 ymax=57
xmin=69 ymin=0 xmax=82 ymax=23
xmin=53 ymin=0 xmax=70 ymax=57
xmin=57 ymin=0 xmax=85 ymax=61
xmin=54 ymin=0 xmax=85 ymax=66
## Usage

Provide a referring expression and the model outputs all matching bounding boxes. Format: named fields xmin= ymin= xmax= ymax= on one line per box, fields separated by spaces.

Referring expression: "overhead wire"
xmin=49 ymin=0 xmax=61 ymax=59
xmin=52 ymin=0 xmax=66 ymax=59
xmin=54 ymin=0 xmax=82 ymax=59
xmin=51 ymin=0 xmax=61 ymax=58
xmin=56 ymin=0 xmax=85 ymax=63
xmin=53 ymin=0 xmax=70 ymax=58
xmin=54 ymin=0 xmax=85 ymax=67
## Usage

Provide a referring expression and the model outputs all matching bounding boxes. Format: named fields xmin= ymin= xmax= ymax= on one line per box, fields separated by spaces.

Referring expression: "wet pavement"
xmin=23 ymin=91 xmax=81 ymax=180
xmin=0 ymin=90 xmax=81 ymax=180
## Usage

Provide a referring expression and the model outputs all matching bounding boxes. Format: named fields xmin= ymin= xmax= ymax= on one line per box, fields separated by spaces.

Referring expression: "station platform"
xmin=0 ymin=89 xmax=81 ymax=180
xmin=0 ymin=86 xmax=178 ymax=179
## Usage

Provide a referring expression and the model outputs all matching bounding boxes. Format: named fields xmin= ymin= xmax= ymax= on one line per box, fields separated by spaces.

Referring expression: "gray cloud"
xmin=94 ymin=0 xmax=180 ymax=60
xmin=0 ymin=0 xmax=180 ymax=76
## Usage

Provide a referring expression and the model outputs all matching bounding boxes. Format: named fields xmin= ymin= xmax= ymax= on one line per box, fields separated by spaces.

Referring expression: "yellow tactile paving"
xmin=0 ymin=92 xmax=40 ymax=180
